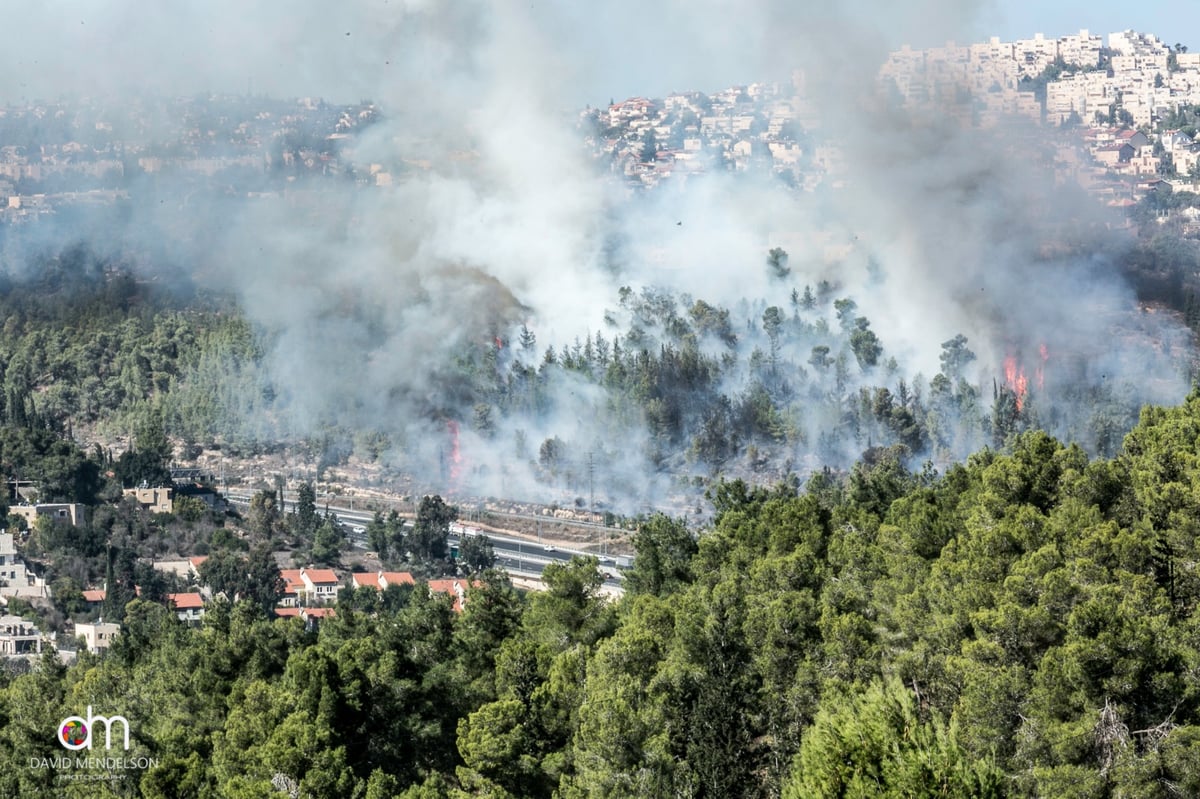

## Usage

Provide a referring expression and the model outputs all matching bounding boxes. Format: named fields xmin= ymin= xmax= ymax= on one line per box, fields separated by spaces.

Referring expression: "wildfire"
xmin=1002 ymin=344 xmax=1049 ymax=413
xmin=1003 ymin=355 xmax=1029 ymax=412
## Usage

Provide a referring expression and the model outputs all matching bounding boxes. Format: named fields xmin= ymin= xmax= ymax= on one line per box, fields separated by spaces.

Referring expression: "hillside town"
xmin=0 ymin=489 xmax=483 ymax=665
xmin=584 ymin=28 xmax=1200 ymax=217
xmin=0 ymin=93 xmax=381 ymax=223
xmin=0 ymin=29 xmax=1197 ymax=229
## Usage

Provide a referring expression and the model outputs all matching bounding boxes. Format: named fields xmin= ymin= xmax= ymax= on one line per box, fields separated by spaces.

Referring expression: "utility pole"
xmin=588 ymin=451 xmax=595 ymax=524
xmin=588 ymin=451 xmax=602 ymax=556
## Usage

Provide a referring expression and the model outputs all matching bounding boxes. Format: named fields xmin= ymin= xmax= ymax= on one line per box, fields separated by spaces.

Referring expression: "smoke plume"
xmin=0 ymin=1 xmax=1191 ymax=511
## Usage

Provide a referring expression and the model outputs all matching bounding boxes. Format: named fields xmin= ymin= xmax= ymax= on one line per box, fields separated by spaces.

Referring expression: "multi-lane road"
xmin=224 ymin=493 xmax=626 ymax=590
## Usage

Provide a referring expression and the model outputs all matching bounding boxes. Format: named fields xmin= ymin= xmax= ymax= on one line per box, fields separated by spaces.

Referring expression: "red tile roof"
xmin=280 ymin=569 xmax=305 ymax=595
xmin=351 ymin=572 xmax=382 ymax=589
xmin=302 ymin=607 xmax=336 ymax=619
xmin=275 ymin=607 xmax=302 ymax=617
xmin=301 ymin=568 xmax=338 ymax=585
xmin=168 ymin=592 xmax=204 ymax=610
xmin=351 ymin=571 xmax=416 ymax=590
xmin=426 ymin=579 xmax=481 ymax=613
xmin=82 ymin=589 xmax=106 ymax=603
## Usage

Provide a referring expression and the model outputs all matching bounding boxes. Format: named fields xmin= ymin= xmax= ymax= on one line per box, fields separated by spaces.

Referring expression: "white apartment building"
xmin=0 ymin=532 xmax=46 ymax=599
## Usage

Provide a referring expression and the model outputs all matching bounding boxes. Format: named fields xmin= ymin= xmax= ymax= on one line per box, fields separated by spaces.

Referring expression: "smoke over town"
xmin=0 ymin=1 xmax=1193 ymax=512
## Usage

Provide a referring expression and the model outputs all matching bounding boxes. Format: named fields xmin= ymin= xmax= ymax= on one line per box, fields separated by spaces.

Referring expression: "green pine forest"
xmin=6 ymin=397 xmax=1200 ymax=795
xmin=1 ymin=238 xmax=1189 ymax=500
xmin=3 ymin=235 xmax=1200 ymax=796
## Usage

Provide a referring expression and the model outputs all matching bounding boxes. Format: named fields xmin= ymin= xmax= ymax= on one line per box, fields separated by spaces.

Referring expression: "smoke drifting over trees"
xmin=0 ymin=2 xmax=1193 ymax=511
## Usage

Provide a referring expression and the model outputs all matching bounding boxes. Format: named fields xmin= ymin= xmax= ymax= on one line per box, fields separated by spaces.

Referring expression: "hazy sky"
xmin=2 ymin=2 xmax=1197 ymax=107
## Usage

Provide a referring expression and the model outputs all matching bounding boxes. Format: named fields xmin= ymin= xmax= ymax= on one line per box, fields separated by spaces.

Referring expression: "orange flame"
xmin=1035 ymin=344 xmax=1048 ymax=392
xmin=1004 ymin=354 xmax=1028 ymax=412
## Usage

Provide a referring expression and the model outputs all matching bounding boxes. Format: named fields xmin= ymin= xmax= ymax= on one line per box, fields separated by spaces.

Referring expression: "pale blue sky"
xmin=972 ymin=3 xmax=1199 ymax=50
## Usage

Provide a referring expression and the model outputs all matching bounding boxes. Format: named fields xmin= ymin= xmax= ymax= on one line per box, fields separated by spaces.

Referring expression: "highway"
xmin=223 ymin=493 xmax=627 ymax=590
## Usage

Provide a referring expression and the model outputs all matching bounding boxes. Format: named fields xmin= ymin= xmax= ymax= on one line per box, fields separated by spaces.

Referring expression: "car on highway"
xmin=543 ymin=544 xmax=555 ymax=552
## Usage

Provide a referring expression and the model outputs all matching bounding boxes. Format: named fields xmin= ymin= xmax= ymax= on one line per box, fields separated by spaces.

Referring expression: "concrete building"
xmin=152 ymin=556 xmax=208 ymax=583
xmin=0 ymin=532 xmax=47 ymax=599
xmin=124 ymin=486 xmax=173 ymax=513
xmin=9 ymin=503 xmax=86 ymax=528
xmin=75 ymin=621 xmax=119 ymax=654
xmin=0 ymin=614 xmax=45 ymax=655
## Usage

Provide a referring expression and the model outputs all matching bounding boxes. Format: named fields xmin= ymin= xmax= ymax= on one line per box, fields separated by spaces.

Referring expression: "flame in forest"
xmin=1036 ymin=343 xmax=1048 ymax=392
xmin=1004 ymin=354 xmax=1029 ymax=412
xmin=494 ymin=336 xmax=504 ymax=349
xmin=447 ymin=419 xmax=463 ymax=486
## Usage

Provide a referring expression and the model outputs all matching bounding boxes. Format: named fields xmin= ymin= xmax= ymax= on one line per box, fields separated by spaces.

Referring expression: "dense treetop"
xmin=5 ymin=390 xmax=1200 ymax=796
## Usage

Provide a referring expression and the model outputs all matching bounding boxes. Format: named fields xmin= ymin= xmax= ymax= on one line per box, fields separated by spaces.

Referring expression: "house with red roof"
xmin=350 ymin=571 xmax=416 ymax=591
xmin=426 ymin=579 xmax=481 ymax=613
xmin=300 ymin=568 xmax=340 ymax=604
xmin=151 ymin=555 xmax=209 ymax=585
xmin=273 ymin=605 xmax=334 ymax=631
xmin=1114 ymin=128 xmax=1150 ymax=150
xmin=167 ymin=592 xmax=205 ymax=623
xmin=82 ymin=588 xmax=106 ymax=610
xmin=279 ymin=567 xmax=341 ymax=606
xmin=279 ymin=569 xmax=307 ymax=607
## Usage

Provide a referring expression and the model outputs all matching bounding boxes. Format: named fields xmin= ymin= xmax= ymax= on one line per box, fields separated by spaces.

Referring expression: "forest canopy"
xmin=6 ymin=389 xmax=1200 ymax=796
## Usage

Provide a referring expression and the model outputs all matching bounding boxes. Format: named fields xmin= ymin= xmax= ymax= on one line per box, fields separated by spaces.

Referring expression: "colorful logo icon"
xmin=57 ymin=707 xmax=129 ymax=751
xmin=60 ymin=719 xmax=88 ymax=748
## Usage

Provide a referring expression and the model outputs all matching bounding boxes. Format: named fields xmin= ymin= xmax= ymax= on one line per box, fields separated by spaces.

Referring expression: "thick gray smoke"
xmin=1 ymin=1 xmax=1191 ymax=510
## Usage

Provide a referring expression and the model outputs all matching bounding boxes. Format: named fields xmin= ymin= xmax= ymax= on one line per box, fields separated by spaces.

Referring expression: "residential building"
xmin=82 ymin=588 xmax=106 ymax=611
xmin=152 ymin=556 xmax=208 ymax=583
xmin=300 ymin=568 xmax=339 ymax=604
xmin=274 ymin=605 xmax=334 ymax=631
xmin=426 ymin=579 xmax=481 ymax=613
xmin=174 ymin=482 xmax=226 ymax=511
xmin=279 ymin=570 xmax=306 ymax=607
xmin=9 ymin=503 xmax=86 ymax=528
xmin=1013 ymin=33 xmax=1059 ymax=76
xmin=1094 ymin=143 xmax=1136 ymax=166
xmin=0 ymin=614 xmax=46 ymax=655
xmin=1115 ymin=129 xmax=1151 ymax=150
xmin=350 ymin=571 xmax=416 ymax=591
xmin=280 ymin=568 xmax=340 ymax=606
xmin=0 ymin=532 xmax=47 ymax=599
xmin=1057 ymin=29 xmax=1102 ymax=67
xmin=1108 ymin=30 xmax=1169 ymax=57
xmin=124 ymin=486 xmax=173 ymax=513
xmin=167 ymin=592 xmax=205 ymax=623
xmin=75 ymin=621 xmax=119 ymax=654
